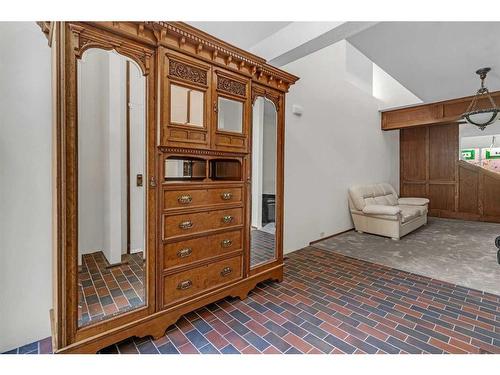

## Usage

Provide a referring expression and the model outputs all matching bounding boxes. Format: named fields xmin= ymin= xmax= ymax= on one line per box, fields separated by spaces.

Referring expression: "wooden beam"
xmin=381 ymin=90 xmax=500 ymax=130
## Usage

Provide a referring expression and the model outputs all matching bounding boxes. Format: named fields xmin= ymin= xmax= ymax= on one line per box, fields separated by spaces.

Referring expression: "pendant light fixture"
xmin=462 ymin=67 xmax=500 ymax=131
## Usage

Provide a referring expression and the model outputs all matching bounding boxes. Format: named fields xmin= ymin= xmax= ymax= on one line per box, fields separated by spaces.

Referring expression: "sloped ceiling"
xmin=347 ymin=22 xmax=500 ymax=103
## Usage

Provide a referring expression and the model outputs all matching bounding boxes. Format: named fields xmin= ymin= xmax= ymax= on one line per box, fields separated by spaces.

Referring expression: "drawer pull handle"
xmin=177 ymin=280 xmax=192 ymax=290
xmin=221 ymin=239 xmax=233 ymax=248
xmin=177 ymin=195 xmax=192 ymax=204
xmin=220 ymin=267 xmax=233 ymax=277
xmin=221 ymin=192 xmax=233 ymax=200
xmin=222 ymin=215 xmax=233 ymax=224
xmin=179 ymin=220 xmax=193 ymax=230
xmin=177 ymin=247 xmax=192 ymax=258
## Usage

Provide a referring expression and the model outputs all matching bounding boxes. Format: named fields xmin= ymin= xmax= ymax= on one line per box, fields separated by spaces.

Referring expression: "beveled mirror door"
xmin=459 ymin=122 xmax=500 ymax=174
xmin=218 ymin=96 xmax=244 ymax=133
xmin=250 ymin=97 xmax=278 ymax=268
xmin=77 ymin=48 xmax=147 ymax=328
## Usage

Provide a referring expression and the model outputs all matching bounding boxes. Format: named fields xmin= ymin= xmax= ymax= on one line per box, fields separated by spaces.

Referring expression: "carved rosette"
xmin=217 ymin=76 xmax=246 ymax=97
xmin=169 ymin=60 xmax=207 ymax=85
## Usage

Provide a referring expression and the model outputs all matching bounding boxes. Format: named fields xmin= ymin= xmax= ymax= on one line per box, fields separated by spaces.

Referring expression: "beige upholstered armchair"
xmin=348 ymin=183 xmax=429 ymax=240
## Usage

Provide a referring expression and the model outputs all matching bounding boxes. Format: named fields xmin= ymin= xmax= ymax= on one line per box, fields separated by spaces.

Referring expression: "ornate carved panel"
xmin=252 ymin=85 xmax=281 ymax=112
xmin=217 ymin=76 xmax=246 ymax=97
xmin=169 ymin=59 xmax=207 ymax=85
xmin=69 ymin=23 xmax=153 ymax=76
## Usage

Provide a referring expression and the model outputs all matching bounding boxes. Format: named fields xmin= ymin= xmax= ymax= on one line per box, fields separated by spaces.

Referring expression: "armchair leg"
xmin=391 ymin=237 xmax=399 ymax=241
xmin=357 ymin=230 xmax=364 ymax=234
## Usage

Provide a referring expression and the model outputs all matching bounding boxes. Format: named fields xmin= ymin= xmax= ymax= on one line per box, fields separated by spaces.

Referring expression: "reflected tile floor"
xmin=250 ymin=229 xmax=276 ymax=267
xmin=4 ymin=247 xmax=500 ymax=354
xmin=78 ymin=252 xmax=145 ymax=327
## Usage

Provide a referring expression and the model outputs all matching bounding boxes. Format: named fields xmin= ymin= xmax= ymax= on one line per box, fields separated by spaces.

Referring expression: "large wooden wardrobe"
xmin=40 ymin=21 xmax=298 ymax=353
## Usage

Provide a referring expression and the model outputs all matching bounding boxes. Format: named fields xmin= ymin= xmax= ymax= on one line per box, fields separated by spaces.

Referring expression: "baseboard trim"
xmin=309 ymin=228 xmax=354 ymax=245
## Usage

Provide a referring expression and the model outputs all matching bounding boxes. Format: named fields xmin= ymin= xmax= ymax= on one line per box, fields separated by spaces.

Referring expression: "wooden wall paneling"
xmin=401 ymin=182 xmax=427 ymax=198
xmin=428 ymin=124 xmax=457 ymax=182
xmin=428 ymin=183 xmax=456 ymax=212
xmin=400 ymin=127 xmax=428 ymax=182
xmin=398 ymin=109 xmax=500 ymax=223
xmin=482 ymin=172 xmax=500 ymax=218
xmin=458 ymin=162 xmax=479 ymax=214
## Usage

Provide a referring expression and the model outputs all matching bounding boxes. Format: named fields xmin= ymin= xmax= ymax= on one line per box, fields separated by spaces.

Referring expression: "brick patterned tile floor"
xmin=78 ymin=251 xmax=145 ymax=327
xmin=4 ymin=246 xmax=500 ymax=354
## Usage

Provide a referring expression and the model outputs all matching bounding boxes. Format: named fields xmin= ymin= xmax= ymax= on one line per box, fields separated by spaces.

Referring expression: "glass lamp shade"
xmin=464 ymin=109 xmax=500 ymax=130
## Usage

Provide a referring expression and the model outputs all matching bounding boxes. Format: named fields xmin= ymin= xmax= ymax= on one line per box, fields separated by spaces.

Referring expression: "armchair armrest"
xmin=362 ymin=205 xmax=401 ymax=216
xmin=398 ymin=197 xmax=429 ymax=206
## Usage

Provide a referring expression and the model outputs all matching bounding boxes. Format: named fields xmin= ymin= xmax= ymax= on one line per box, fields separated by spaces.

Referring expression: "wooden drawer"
xmin=163 ymin=186 xmax=242 ymax=211
xmin=162 ymin=255 xmax=242 ymax=306
xmin=163 ymin=230 xmax=242 ymax=270
xmin=163 ymin=207 xmax=243 ymax=239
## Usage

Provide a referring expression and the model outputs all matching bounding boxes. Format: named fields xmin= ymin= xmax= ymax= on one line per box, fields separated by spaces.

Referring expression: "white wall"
xmin=262 ymin=101 xmax=277 ymax=195
xmin=0 ymin=22 xmax=52 ymax=352
xmin=281 ymin=40 xmax=420 ymax=253
xmin=252 ymin=99 xmax=264 ymax=228
xmin=129 ymin=61 xmax=146 ymax=254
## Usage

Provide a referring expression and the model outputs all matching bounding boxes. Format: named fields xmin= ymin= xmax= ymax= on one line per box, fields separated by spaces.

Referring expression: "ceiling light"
xmin=462 ymin=67 xmax=499 ymax=131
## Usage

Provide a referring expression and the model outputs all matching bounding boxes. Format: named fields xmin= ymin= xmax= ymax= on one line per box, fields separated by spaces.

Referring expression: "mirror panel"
xmin=170 ymin=84 xmax=204 ymax=127
xmin=77 ymin=49 xmax=147 ymax=328
xmin=165 ymin=157 xmax=206 ymax=181
xmin=459 ymin=122 xmax=500 ymax=174
xmin=250 ymin=97 xmax=278 ymax=268
xmin=218 ymin=97 xmax=243 ymax=133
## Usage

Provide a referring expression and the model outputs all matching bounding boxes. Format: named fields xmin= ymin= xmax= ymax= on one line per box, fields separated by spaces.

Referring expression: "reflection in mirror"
xmin=77 ymin=49 xmax=146 ymax=327
xmin=459 ymin=121 xmax=500 ymax=174
xmin=165 ymin=157 xmax=206 ymax=181
xmin=218 ymin=97 xmax=243 ymax=133
xmin=250 ymin=97 xmax=277 ymax=268
xmin=170 ymin=84 xmax=204 ymax=127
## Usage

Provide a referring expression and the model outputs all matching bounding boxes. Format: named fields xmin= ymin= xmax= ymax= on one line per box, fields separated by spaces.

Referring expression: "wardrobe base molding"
xmin=52 ymin=265 xmax=283 ymax=354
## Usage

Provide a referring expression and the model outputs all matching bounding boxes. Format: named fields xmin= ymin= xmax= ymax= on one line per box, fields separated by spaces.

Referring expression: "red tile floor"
xmin=4 ymin=246 xmax=500 ymax=354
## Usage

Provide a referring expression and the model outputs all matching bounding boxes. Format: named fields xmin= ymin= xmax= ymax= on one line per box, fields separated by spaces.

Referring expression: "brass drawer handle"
xmin=177 ymin=280 xmax=192 ymax=290
xmin=221 ymin=192 xmax=233 ymax=200
xmin=221 ymin=239 xmax=233 ymax=248
xmin=220 ymin=267 xmax=232 ymax=277
xmin=177 ymin=247 xmax=192 ymax=258
xmin=222 ymin=215 xmax=233 ymax=224
xmin=179 ymin=220 xmax=193 ymax=230
xmin=177 ymin=195 xmax=193 ymax=204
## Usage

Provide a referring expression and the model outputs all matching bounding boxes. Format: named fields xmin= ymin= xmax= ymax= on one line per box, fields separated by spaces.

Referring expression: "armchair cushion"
xmin=398 ymin=197 xmax=429 ymax=206
xmin=362 ymin=205 xmax=401 ymax=216
xmin=400 ymin=206 xmax=422 ymax=223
